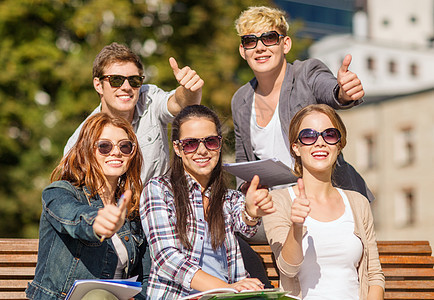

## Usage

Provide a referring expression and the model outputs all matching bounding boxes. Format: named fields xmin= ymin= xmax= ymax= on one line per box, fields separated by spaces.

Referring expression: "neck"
xmin=254 ymin=59 xmax=287 ymax=96
xmin=100 ymin=179 xmax=118 ymax=205
xmin=101 ymin=101 xmax=134 ymax=123
xmin=301 ymin=169 xmax=335 ymax=201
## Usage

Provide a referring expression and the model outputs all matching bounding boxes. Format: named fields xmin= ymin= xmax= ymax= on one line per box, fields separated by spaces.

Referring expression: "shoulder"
xmin=342 ymin=189 xmax=370 ymax=210
xmin=292 ymin=58 xmax=330 ymax=73
xmin=232 ymin=78 xmax=256 ymax=104
xmin=43 ymin=180 xmax=80 ymax=193
xmin=270 ymin=187 xmax=292 ymax=203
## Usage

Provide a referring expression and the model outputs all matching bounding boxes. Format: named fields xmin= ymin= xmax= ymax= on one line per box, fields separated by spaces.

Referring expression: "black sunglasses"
xmin=176 ymin=136 xmax=222 ymax=154
xmin=95 ymin=140 xmax=136 ymax=156
xmin=298 ymin=128 xmax=341 ymax=145
xmin=99 ymin=75 xmax=144 ymax=88
xmin=241 ymin=31 xmax=285 ymax=50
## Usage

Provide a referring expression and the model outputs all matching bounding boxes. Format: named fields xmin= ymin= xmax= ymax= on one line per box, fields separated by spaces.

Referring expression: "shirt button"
xmin=200 ymin=237 xmax=203 ymax=240
xmin=124 ymin=236 xmax=130 ymax=242
xmin=147 ymin=137 xmax=151 ymax=142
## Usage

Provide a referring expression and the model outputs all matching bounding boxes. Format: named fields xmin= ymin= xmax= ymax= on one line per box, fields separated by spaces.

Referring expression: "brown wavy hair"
xmin=289 ymin=104 xmax=347 ymax=178
xmin=170 ymin=105 xmax=226 ymax=250
xmin=51 ymin=113 xmax=143 ymax=219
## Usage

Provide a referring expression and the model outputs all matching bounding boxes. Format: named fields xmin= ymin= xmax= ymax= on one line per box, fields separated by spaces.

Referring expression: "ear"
xmin=173 ymin=141 xmax=182 ymax=157
xmin=283 ymin=36 xmax=292 ymax=55
xmin=94 ymin=77 xmax=104 ymax=95
xmin=292 ymin=142 xmax=301 ymax=157
xmin=239 ymin=44 xmax=246 ymax=60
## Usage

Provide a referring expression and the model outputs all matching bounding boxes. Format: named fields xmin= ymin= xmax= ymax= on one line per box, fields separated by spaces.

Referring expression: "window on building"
xmin=367 ymin=57 xmax=375 ymax=71
xmin=394 ymin=128 xmax=415 ymax=166
xmin=410 ymin=63 xmax=419 ymax=77
xmin=357 ymin=134 xmax=376 ymax=170
xmin=389 ymin=60 xmax=397 ymax=74
xmin=394 ymin=188 xmax=416 ymax=227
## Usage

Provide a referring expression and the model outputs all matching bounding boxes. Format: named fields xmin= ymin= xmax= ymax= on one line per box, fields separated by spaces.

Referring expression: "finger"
xmin=118 ymin=190 xmax=132 ymax=212
xmin=169 ymin=57 xmax=180 ymax=75
xmin=339 ymin=54 xmax=352 ymax=74
xmin=247 ymin=175 xmax=260 ymax=193
xmin=297 ymin=178 xmax=307 ymax=199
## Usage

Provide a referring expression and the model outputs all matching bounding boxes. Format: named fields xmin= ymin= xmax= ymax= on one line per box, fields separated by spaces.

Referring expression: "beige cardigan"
xmin=263 ymin=188 xmax=385 ymax=299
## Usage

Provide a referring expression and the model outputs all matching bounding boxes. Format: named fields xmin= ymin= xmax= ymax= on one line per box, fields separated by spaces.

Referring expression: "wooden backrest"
xmin=1 ymin=239 xmax=433 ymax=300
xmin=250 ymin=240 xmax=434 ymax=300
xmin=0 ymin=239 xmax=38 ymax=300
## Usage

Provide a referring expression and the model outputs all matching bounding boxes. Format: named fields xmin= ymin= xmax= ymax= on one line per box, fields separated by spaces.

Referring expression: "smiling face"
xmin=95 ymin=124 xmax=133 ymax=185
xmin=94 ymin=61 xmax=141 ymax=122
xmin=173 ymin=117 xmax=221 ymax=188
xmin=292 ymin=112 xmax=340 ymax=178
xmin=239 ymin=28 xmax=292 ymax=76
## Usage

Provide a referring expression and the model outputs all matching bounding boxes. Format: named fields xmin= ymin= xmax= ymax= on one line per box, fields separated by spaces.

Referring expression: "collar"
xmin=185 ymin=172 xmax=211 ymax=198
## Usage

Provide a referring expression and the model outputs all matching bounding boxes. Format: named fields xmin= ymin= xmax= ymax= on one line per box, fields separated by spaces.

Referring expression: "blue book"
xmin=65 ymin=278 xmax=142 ymax=300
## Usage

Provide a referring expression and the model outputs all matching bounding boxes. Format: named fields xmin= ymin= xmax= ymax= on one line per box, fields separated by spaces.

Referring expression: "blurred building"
xmin=308 ymin=0 xmax=434 ymax=245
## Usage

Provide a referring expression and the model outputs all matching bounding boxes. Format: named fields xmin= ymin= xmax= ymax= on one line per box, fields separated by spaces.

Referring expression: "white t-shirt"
xmin=250 ymin=97 xmax=293 ymax=169
xmin=288 ymin=187 xmax=363 ymax=300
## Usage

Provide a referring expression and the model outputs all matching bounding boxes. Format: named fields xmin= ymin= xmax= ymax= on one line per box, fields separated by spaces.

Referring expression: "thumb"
xmin=169 ymin=57 xmax=180 ymax=75
xmin=118 ymin=190 xmax=132 ymax=213
xmin=297 ymin=178 xmax=307 ymax=199
xmin=339 ymin=54 xmax=352 ymax=74
xmin=247 ymin=175 xmax=260 ymax=194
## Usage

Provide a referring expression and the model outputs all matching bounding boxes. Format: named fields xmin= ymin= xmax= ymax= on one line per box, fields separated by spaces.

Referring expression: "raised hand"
xmin=93 ymin=190 xmax=132 ymax=241
xmin=337 ymin=54 xmax=365 ymax=102
xmin=245 ymin=175 xmax=275 ymax=220
xmin=291 ymin=178 xmax=310 ymax=225
xmin=169 ymin=57 xmax=204 ymax=93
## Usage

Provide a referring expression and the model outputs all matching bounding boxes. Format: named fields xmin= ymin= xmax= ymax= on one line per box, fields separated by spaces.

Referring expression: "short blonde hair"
xmin=235 ymin=6 xmax=289 ymax=36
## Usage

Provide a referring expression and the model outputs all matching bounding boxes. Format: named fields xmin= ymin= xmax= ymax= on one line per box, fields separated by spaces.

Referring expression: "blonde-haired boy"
xmin=231 ymin=6 xmax=373 ymax=202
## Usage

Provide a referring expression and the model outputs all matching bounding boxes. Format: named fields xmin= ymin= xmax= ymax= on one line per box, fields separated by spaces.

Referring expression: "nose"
xmin=196 ymin=141 xmax=208 ymax=154
xmin=315 ymin=135 xmax=327 ymax=146
xmin=110 ymin=144 xmax=122 ymax=156
xmin=255 ymin=40 xmax=267 ymax=51
xmin=120 ymin=78 xmax=133 ymax=90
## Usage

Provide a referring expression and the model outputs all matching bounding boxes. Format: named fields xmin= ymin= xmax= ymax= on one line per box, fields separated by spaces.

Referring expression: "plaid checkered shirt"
xmin=140 ymin=174 xmax=260 ymax=299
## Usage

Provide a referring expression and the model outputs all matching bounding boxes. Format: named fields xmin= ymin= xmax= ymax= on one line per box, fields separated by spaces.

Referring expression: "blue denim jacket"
xmin=26 ymin=180 xmax=150 ymax=300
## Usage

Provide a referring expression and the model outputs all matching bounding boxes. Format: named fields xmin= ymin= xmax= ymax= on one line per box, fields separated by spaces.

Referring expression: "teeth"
xmin=195 ymin=158 xmax=209 ymax=163
xmin=107 ymin=160 xmax=122 ymax=165
xmin=256 ymin=57 xmax=268 ymax=60
xmin=313 ymin=152 xmax=327 ymax=156
xmin=119 ymin=96 xmax=130 ymax=99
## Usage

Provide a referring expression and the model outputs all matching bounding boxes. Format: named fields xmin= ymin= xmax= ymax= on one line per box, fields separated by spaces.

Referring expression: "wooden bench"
xmin=1 ymin=239 xmax=433 ymax=299
xmin=251 ymin=240 xmax=434 ymax=300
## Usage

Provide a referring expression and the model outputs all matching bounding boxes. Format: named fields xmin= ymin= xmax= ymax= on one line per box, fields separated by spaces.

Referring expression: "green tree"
xmin=0 ymin=0 xmax=310 ymax=237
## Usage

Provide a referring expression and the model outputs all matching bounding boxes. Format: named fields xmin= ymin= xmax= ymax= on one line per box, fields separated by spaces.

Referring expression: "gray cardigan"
xmin=231 ymin=59 xmax=373 ymax=201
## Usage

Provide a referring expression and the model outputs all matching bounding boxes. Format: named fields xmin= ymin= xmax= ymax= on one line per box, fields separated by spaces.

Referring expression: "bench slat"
xmin=383 ymin=268 xmax=434 ymax=278
xmin=380 ymin=255 xmax=434 ymax=268
xmin=385 ymin=279 xmax=434 ymax=289
xmin=0 ymin=280 xmax=29 ymax=290
xmin=0 ymin=267 xmax=36 ymax=278
xmin=385 ymin=291 xmax=434 ymax=300
xmin=0 ymin=254 xmax=38 ymax=266
xmin=0 ymin=291 xmax=27 ymax=300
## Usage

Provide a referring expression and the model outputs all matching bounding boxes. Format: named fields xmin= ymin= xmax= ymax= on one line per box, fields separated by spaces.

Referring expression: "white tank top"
xmin=288 ymin=187 xmax=363 ymax=299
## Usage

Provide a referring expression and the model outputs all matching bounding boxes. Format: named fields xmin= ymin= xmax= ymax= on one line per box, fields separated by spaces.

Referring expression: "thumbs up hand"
xmin=290 ymin=178 xmax=310 ymax=225
xmin=244 ymin=175 xmax=275 ymax=221
xmin=337 ymin=54 xmax=365 ymax=103
xmin=169 ymin=57 xmax=204 ymax=92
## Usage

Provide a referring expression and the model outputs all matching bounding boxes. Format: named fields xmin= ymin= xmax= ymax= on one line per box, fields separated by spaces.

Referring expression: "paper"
xmin=65 ymin=278 xmax=142 ymax=300
xmin=181 ymin=288 xmax=299 ymax=300
xmin=223 ymin=158 xmax=297 ymax=187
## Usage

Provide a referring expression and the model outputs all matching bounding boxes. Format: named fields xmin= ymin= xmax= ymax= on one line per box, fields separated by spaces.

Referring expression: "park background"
xmin=1 ymin=0 xmax=433 ymax=247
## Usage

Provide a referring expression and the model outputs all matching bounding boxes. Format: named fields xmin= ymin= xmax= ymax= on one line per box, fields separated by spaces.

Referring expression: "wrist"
xmin=242 ymin=206 xmax=260 ymax=223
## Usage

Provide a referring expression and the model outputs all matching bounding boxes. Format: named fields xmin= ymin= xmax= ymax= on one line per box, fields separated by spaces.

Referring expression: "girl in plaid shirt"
xmin=140 ymin=105 xmax=275 ymax=299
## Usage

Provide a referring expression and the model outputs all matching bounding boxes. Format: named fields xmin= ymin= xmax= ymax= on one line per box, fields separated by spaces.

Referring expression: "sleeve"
xmin=262 ymin=189 xmax=303 ymax=277
xmin=227 ymin=190 xmax=259 ymax=238
xmin=140 ymin=178 xmax=200 ymax=290
xmin=41 ymin=182 xmax=100 ymax=241
xmin=63 ymin=106 xmax=102 ymax=155
xmin=231 ymin=91 xmax=249 ymax=164
xmin=361 ymin=196 xmax=385 ymax=289
xmin=139 ymin=84 xmax=175 ymax=125
xmin=302 ymin=58 xmax=363 ymax=109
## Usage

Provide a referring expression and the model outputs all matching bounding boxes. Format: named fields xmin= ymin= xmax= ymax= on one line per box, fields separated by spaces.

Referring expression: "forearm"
xmin=367 ymin=285 xmax=384 ymax=300
xmin=167 ymin=86 xmax=201 ymax=115
xmin=190 ymin=269 xmax=229 ymax=292
xmin=281 ymin=224 xmax=304 ymax=265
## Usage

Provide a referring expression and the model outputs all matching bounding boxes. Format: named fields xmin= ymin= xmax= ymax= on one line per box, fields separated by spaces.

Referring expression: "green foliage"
xmin=0 ymin=0 xmax=310 ymax=237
